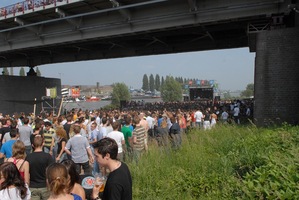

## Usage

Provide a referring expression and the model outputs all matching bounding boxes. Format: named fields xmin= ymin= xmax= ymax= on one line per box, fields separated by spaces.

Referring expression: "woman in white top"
xmin=107 ymin=121 xmax=125 ymax=161
xmin=0 ymin=162 xmax=31 ymax=200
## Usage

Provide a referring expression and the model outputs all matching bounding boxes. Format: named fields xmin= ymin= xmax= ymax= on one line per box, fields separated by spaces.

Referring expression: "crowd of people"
xmin=0 ymin=0 xmax=66 ymax=18
xmin=0 ymin=98 xmax=253 ymax=200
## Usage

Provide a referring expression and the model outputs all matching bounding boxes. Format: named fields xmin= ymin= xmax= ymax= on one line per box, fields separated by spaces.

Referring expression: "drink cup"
xmin=94 ymin=173 xmax=106 ymax=192
xmin=99 ymin=179 xmax=105 ymax=193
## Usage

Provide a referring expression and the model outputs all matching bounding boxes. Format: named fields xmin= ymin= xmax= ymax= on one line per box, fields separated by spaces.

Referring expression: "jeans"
xmin=133 ymin=149 xmax=144 ymax=163
xmin=25 ymin=145 xmax=32 ymax=156
xmin=195 ymin=121 xmax=202 ymax=128
xmin=58 ymin=153 xmax=67 ymax=163
xmin=43 ymin=146 xmax=51 ymax=154
xmin=75 ymin=160 xmax=91 ymax=175
xmin=52 ymin=143 xmax=58 ymax=159
xmin=169 ymin=133 xmax=181 ymax=149
xmin=91 ymin=147 xmax=99 ymax=175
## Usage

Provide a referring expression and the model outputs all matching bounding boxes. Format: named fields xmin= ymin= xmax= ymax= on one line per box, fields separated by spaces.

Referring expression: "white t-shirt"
xmin=107 ymin=131 xmax=124 ymax=153
xmin=99 ymin=126 xmax=107 ymax=138
xmin=0 ymin=185 xmax=31 ymax=200
xmin=146 ymin=116 xmax=155 ymax=129
xmin=106 ymin=126 xmax=113 ymax=135
xmin=194 ymin=111 xmax=203 ymax=122
xmin=96 ymin=116 xmax=101 ymax=126
xmin=233 ymin=107 xmax=240 ymax=116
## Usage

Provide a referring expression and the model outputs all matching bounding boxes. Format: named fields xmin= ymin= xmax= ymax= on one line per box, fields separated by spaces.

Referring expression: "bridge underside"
xmin=0 ymin=0 xmax=294 ymax=67
xmin=0 ymin=0 xmax=299 ymax=127
xmin=0 ymin=23 xmax=250 ymax=66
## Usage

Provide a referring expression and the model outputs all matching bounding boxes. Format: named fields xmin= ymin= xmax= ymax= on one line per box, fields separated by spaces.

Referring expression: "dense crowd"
xmin=0 ymin=98 xmax=253 ymax=200
xmin=1 ymin=0 xmax=67 ymax=17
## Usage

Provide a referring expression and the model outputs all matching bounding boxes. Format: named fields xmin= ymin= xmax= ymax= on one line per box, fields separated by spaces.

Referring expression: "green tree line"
xmin=1 ymin=67 xmax=41 ymax=76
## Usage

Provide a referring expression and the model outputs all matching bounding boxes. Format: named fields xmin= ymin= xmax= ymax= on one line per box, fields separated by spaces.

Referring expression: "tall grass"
xmin=128 ymin=124 xmax=299 ymax=199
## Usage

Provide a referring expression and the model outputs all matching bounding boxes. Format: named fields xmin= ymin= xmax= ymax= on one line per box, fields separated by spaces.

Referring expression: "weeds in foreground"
xmin=128 ymin=125 xmax=299 ymax=199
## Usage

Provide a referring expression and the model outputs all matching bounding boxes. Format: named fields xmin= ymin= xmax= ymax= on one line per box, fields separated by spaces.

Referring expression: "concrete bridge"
xmin=0 ymin=0 xmax=298 ymax=126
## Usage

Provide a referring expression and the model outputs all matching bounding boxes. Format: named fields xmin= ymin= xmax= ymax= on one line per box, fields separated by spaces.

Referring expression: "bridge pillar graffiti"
xmin=254 ymin=27 xmax=299 ymax=126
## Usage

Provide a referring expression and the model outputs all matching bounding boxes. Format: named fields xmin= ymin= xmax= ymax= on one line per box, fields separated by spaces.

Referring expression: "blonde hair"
xmin=12 ymin=140 xmax=26 ymax=159
xmin=56 ymin=126 xmax=67 ymax=140
xmin=46 ymin=163 xmax=69 ymax=196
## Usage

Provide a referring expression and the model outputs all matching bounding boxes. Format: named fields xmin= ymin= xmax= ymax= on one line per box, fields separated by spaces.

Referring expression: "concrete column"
xmin=254 ymin=27 xmax=299 ymax=126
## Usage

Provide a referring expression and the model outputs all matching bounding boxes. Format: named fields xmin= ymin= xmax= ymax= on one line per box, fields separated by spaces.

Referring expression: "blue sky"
xmin=1 ymin=1 xmax=255 ymax=91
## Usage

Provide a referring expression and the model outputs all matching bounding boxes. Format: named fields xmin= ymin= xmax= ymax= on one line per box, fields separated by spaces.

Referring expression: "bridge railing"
xmin=0 ymin=0 xmax=73 ymax=19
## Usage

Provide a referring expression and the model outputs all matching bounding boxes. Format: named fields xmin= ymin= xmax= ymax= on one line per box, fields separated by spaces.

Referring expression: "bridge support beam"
xmin=254 ymin=27 xmax=299 ymax=126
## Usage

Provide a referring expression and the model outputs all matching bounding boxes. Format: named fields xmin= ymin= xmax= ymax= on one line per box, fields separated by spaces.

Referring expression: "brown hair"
xmin=12 ymin=140 xmax=26 ymax=159
xmin=46 ymin=163 xmax=69 ymax=196
xmin=112 ymin=121 xmax=120 ymax=130
xmin=56 ymin=127 xmax=67 ymax=140
xmin=73 ymin=125 xmax=81 ymax=134
xmin=0 ymin=162 xmax=27 ymax=198
xmin=33 ymin=135 xmax=44 ymax=148
xmin=133 ymin=116 xmax=140 ymax=125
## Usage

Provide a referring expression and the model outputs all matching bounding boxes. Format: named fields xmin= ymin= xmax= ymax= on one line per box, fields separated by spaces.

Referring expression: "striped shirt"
xmin=132 ymin=125 xmax=146 ymax=151
xmin=43 ymin=128 xmax=55 ymax=149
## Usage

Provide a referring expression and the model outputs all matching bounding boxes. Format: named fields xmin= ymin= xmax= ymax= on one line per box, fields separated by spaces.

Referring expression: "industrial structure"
xmin=0 ymin=0 xmax=298 ymax=126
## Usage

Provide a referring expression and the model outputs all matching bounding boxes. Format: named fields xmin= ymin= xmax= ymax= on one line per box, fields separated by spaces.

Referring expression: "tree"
xmin=161 ymin=76 xmax=183 ymax=102
xmin=161 ymin=76 xmax=165 ymax=86
xmin=142 ymin=74 xmax=149 ymax=91
xmin=96 ymin=82 xmax=101 ymax=94
xmin=223 ymin=92 xmax=231 ymax=100
xmin=19 ymin=67 xmax=25 ymax=76
xmin=111 ymin=82 xmax=131 ymax=107
xmin=36 ymin=67 xmax=41 ymax=76
xmin=2 ymin=67 xmax=9 ymax=75
xmin=149 ymin=74 xmax=155 ymax=92
xmin=241 ymin=83 xmax=254 ymax=97
xmin=155 ymin=74 xmax=160 ymax=91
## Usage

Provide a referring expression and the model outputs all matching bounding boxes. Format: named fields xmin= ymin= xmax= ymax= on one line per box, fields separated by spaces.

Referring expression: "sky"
xmin=1 ymin=1 xmax=255 ymax=91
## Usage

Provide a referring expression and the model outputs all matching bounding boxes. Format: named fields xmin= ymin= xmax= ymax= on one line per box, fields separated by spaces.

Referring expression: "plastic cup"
xmin=94 ymin=173 xmax=106 ymax=192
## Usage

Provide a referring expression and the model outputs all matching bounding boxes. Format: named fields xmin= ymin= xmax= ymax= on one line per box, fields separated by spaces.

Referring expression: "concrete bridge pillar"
xmin=254 ymin=27 xmax=299 ymax=126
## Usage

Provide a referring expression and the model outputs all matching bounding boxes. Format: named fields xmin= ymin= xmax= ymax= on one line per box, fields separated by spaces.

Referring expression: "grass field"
xmin=128 ymin=124 xmax=299 ymax=199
